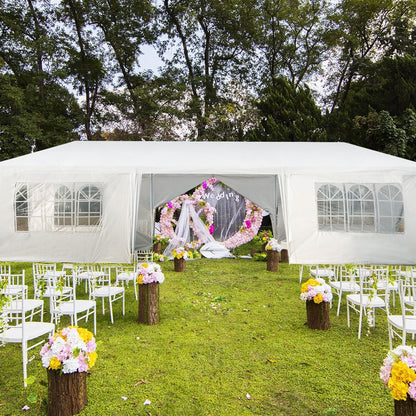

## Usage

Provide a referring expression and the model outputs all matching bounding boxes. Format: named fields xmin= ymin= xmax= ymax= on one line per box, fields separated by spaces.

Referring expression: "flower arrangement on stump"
xmin=381 ymin=345 xmax=416 ymax=416
xmin=153 ymin=234 xmax=169 ymax=254
xmin=40 ymin=326 xmax=97 ymax=416
xmin=265 ymin=238 xmax=282 ymax=272
xmin=300 ymin=278 xmax=332 ymax=330
xmin=137 ymin=263 xmax=165 ymax=325
xmin=172 ymin=247 xmax=188 ymax=272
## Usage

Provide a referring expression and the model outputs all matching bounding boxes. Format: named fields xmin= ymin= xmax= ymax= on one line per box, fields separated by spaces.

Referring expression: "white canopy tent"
xmin=0 ymin=140 xmax=415 ymax=265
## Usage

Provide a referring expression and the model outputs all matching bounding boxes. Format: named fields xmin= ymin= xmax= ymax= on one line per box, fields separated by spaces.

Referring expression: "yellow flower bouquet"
xmin=381 ymin=345 xmax=416 ymax=401
xmin=300 ymin=278 xmax=333 ymax=304
xmin=40 ymin=326 xmax=97 ymax=373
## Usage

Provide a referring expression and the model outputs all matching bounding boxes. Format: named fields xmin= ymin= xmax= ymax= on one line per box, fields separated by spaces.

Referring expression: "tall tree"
xmin=57 ymin=0 xmax=106 ymax=140
xmin=256 ymin=0 xmax=329 ymax=89
xmin=86 ymin=0 xmax=157 ymax=135
xmin=159 ymin=0 xmax=258 ymax=140
xmin=325 ymin=0 xmax=394 ymax=112
xmin=246 ymin=77 xmax=326 ymax=141
xmin=0 ymin=0 xmax=82 ymax=157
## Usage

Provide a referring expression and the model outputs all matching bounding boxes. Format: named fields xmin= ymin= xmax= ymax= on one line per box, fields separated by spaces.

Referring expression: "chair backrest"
xmin=398 ymin=278 xmax=416 ymax=319
xmin=134 ymin=250 xmax=153 ymax=269
xmin=0 ymin=263 xmax=11 ymax=276
xmin=87 ymin=264 xmax=111 ymax=290
xmin=1 ymin=271 xmax=27 ymax=329
xmin=4 ymin=271 xmax=26 ymax=301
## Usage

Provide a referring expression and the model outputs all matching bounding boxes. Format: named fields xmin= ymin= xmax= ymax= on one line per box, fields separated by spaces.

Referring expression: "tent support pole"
xmin=273 ymin=175 xmax=278 ymax=237
xmin=150 ymin=173 xmax=155 ymax=244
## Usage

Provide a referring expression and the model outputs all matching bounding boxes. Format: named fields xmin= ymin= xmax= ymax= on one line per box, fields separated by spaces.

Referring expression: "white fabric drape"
xmin=163 ymin=200 xmax=231 ymax=258
xmin=201 ymin=182 xmax=246 ymax=242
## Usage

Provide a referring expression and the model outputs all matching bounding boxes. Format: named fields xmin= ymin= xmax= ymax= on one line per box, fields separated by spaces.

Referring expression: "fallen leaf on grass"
xmin=267 ymin=359 xmax=277 ymax=363
xmin=143 ymin=399 xmax=151 ymax=405
xmin=278 ymin=389 xmax=289 ymax=394
xmin=22 ymin=405 xmax=30 ymax=411
xmin=242 ymin=309 xmax=250 ymax=312
xmin=121 ymin=397 xmax=128 ymax=401
xmin=134 ymin=379 xmax=147 ymax=386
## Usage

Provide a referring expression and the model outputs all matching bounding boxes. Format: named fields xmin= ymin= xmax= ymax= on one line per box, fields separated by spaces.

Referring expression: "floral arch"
xmin=159 ymin=178 xmax=263 ymax=249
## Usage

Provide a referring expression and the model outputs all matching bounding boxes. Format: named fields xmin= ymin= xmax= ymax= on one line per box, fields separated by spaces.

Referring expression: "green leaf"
xmin=27 ymin=393 xmax=38 ymax=403
xmin=24 ymin=375 xmax=36 ymax=385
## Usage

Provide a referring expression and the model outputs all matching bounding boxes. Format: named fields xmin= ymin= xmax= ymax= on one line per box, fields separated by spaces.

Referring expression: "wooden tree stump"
xmin=395 ymin=398 xmax=416 ymax=416
xmin=306 ymin=300 xmax=330 ymax=330
xmin=266 ymin=250 xmax=279 ymax=272
xmin=47 ymin=370 xmax=87 ymax=416
xmin=138 ymin=282 xmax=160 ymax=325
xmin=280 ymin=249 xmax=289 ymax=263
xmin=174 ymin=257 xmax=186 ymax=272
xmin=153 ymin=242 xmax=162 ymax=254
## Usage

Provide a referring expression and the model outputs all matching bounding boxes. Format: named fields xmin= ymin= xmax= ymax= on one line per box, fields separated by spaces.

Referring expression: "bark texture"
xmin=395 ymin=398 xmax=416 ymax=416
xmin=306 ymin=300 xmax=331 ymax=330
xmin=174 ymin=257 xmax=186 ymax=272
xmin=47 ymin=370 xmax=87 ymax=416
xmin=138 ymin=282 xmax=160 ymax=325
xmin=266 ymin=250 xmax=279 ymax=272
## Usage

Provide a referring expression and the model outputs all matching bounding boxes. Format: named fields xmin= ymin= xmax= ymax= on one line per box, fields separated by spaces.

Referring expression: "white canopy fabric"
xmin=0 ymin=141 xmax=416 ymax=264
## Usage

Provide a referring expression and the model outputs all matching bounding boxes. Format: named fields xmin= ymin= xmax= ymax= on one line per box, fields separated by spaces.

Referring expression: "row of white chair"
xmin=301 ymin=264 xmax=416 ymax=346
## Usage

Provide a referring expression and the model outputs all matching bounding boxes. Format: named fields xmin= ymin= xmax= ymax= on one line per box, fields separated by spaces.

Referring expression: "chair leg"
xmin=122 ymin=293 xmax=125 ymax=316
xmin=388 ymin=324 xmax=393 ymax=350
xmin=358 ymin=307 xmax=363 ymax=339
xmin=93 ymin=305 xmax=97 ymax=334
xmin=22 ymin=341 xmax=28 ymax=387
xmin=337 ymin=292 xmax=342 ymax=316
xmin=109 ymin=297 xmax=114 ymax=324
xmin=347 ymin=301 xmax=350 ymax=327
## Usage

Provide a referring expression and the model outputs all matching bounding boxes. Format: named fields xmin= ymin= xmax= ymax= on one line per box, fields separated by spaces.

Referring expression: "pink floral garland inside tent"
xmin=159 ymin=194 xmax=216 ymax=249
xmin=159 ymin=178 xmax=263 ymax=249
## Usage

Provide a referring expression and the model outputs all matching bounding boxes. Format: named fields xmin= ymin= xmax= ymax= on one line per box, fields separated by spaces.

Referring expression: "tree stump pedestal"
xmin=47 ymin=370 xmax=87 ymax=416
xmin=395 ymin=398 xmax=416 ymax=416
xmin=138 ymin=282 xmax=160 ymax=325
xmin=280 ymin=249 xmax=289 ymax=263
xmin=266 ymin=250 xmax=279 ymax=272
xmin=306 ymin=300 xmax=330 ymax=330
xmin=174 ymin=257 xmax=186 ymax=272
xmin=153 ymin=242 xmax=162 ymax=254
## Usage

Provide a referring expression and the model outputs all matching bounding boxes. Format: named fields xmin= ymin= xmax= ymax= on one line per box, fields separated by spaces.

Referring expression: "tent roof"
xmin=2 ymin=141 xmax=416 ymax=175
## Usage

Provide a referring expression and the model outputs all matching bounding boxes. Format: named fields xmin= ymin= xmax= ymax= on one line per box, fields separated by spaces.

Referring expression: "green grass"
xmin=0 ymin=258 xmax=398 ymax=415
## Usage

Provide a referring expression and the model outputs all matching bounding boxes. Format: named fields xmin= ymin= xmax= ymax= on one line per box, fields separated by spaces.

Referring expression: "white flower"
xmin=143 ymin=399 xmax=151 ymax=405
xmin=41 ymin=350 xmax=53 ymax=368
xmin=50 ymin=337 xmax=66 ymax=354
xmin=62 ymin=357 xmax=80 ymax=374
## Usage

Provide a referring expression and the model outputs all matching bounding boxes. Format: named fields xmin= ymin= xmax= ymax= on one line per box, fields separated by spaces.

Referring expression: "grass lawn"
xmin=0 ymin=257 xmax=398 ymax=415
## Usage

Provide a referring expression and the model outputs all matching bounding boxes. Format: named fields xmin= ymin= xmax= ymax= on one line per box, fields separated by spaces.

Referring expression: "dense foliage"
xmin=0 ymin=0 xmax=415 ymax=159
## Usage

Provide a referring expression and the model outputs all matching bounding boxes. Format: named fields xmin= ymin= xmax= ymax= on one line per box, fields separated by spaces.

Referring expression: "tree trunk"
xmin=395 ymin=398 xmax=416 ymax=416
xmin=174 ymin=257 xmax=186 ymax=272
xmin=266 ymin=250 xmax=279 ymax=272
xmin=138 ymin=282 xmax=160 ymax=325
xmin=47 ymin=370 xmax=87 ymax=416
xmin=306 ymin=300 xmax=330 ymax=330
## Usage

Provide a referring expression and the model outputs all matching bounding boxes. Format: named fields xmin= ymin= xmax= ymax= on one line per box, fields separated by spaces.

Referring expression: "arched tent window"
xmin=54 ymin=185 xmax=74 ymax=227
xmin=377 ymin=184 xmax=404 ymax=233
xmin=77 ymin=185 xmax=102 ymax=226
xmin=346 ymin=184 xmax=375 ymax=232
xmin=316 ymin=184 xmax=345 ymax=231
xmin=15 ymin=184 xmax=28 ymax=231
